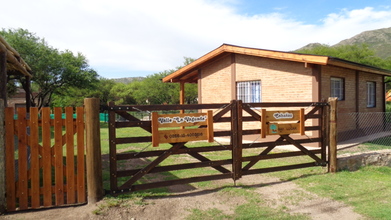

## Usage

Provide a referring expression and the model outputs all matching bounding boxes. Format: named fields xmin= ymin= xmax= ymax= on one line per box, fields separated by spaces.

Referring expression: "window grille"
xmin=330 ymin=77 xmax=344 ymax=100
xmin=236 ymin=81 xmax=261 ymax=103
xmin=367 ymin=81 xmax=376 ymax=107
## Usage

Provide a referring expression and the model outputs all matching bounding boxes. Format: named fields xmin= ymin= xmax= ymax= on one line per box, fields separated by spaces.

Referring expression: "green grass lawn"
xmin=98 ymin=122 xmax=391 ymax=219
xmin=284 ymin=166 xmax=391 ymax=220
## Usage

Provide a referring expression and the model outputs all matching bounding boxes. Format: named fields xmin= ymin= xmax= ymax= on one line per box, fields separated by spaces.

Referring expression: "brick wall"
xmin=320 ymin=65 xmax=384 ymax=135
xmin=199 ymin=55 xmax=232 ymax=104
xmin=200 ymin=54 xmax=315 ymax=131
xmin=198 ymin=54 xmax=385 ymax=135
xmin=236 ymin=54 xmax=314 ymax=102
xmin=200 ymin=54 xmax=314 ymax=104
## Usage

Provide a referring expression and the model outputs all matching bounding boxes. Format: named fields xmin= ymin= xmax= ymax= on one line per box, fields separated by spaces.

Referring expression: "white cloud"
xmin=2 ymin=1 xmax=391 ymax=78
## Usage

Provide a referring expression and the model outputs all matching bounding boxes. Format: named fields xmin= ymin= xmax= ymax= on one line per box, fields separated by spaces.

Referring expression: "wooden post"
xmin=151 ymin=112 xmax=159 ymax=147
xmin=0 ymin=99 xmax=5 ymax=213
xmin=321 ymin=102 xmax=330 ymax=163
xmin=179 ymin=81 xmax=185 ymax=106
xmin=0 ymin=48 xmax=7 ymax=106
xmin=85 ymin=98 xmax=103 ymax=203
xmin=108 ymin=102 xmax=118 ymax=193
xmin=261 ymin=108 xmax=267 ymax=138
xmin=179 ymin=81 xmax=185 ymax=128
xmin=25 ymin=76 xmax=31 ymax=110
xmin=328 ymin=97 xmax=338 ymax=173
xmin=231 ymin=100 xmax=242 ymax=182
xmin=0 ymin=48 xmax=6 ymax=213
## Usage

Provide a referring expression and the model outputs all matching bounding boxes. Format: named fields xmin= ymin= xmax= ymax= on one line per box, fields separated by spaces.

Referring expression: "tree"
xmin=51 ymin=77 xmax=116 ymax=107
xmin=132 ymin=57 xmax=198 ymax=105
xmin=1 ymin=28 xmax=98 ymax=108
xmin=296 ymin=43 xmax=391 ymax=69
xmin=297 ymin=43 xmax=391 ymax=92
xmin=109 ymin=81 xmax=140 ymax=105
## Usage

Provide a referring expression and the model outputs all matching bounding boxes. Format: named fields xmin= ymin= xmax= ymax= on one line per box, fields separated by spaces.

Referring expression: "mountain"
xmin=295 ymin=43 xmax=325 ymax=51
xmin=335 ymin=27 xmax=391 ymax=58
xmin=298 ymin=27 xmax=391 ymax=59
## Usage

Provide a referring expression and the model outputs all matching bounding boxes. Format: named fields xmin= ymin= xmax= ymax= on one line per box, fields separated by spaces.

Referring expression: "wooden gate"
xmin=107 ymin=100 xmax=329 ymax=194
xmin=4 ymin=107 xmax=86 ymax=211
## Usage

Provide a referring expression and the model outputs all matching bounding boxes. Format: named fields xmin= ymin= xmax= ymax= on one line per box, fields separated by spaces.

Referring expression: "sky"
xmin=2 ymin=0 xmax=391 ymax=79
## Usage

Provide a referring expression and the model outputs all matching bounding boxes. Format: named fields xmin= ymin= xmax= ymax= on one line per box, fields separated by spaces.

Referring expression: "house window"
xmin=237 ymin=81 xmax=261 ymax=103
xmin=367 ymin=81 xmax=376 ymax=107
xmin=330 ymin=77 xmax=344 ymax=100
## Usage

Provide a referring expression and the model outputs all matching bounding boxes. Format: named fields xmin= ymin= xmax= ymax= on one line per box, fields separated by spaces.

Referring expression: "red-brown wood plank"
xmin=5 ymin=107 xmax=16 ymax=211
xmin=207 ymin=110 xmax=214 ymax=142
xmin=41 ymin=107 xmax=52 ymax=207
xmin=54 ymin=107 xmax=64 ymax=205
xmin=29 ymin=107 xmax=40 ymax=208
xmin=76 ymin=107 xmax=86 ymax=203
xmin=65 ymin=107 xmax=75 ymax=204
xmin=151 ymin=112 xmax=159 ymax=147
xmin=17 ymin=107 xmax=28 ymax=210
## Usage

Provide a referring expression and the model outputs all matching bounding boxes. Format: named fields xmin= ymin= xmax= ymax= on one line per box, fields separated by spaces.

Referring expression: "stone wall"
xmin=337 ymin=150 xmax=391 ymax=171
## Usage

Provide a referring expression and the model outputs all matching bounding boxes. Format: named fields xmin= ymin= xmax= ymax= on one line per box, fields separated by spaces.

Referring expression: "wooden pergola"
xmin=0 ymin=34 xmax=32 ymax=107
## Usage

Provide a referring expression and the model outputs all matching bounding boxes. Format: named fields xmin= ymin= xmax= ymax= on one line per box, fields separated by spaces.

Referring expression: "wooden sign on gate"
xmin=261 ymin=108 xmax=305 ymax=138
xmin=152 ymin=111 xmax=214 ymax=147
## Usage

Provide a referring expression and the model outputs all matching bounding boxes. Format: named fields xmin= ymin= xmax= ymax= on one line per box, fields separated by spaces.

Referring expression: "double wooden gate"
xmin=107 ymin=100 xmax=329 ymax=194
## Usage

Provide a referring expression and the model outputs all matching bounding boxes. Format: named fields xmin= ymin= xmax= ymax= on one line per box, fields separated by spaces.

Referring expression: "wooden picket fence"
xmin=4 ymin=107 xmax=86 ymax=211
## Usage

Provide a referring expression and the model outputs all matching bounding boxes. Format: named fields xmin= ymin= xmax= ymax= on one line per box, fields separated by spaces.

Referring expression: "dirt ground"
xmin=1 ymin=173 xmax=363 ymax=220
xmin=1 ymin=144 xmax=369 ymax=220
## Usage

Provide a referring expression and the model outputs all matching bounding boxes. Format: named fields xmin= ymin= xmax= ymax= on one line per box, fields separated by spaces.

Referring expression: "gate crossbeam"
xmin=183 ymin=146 xmax=231 ymax=173
xmin=304 ymin=106 xmax=321 ymax=120
xmin=119 ymin=142 xmax=186 ymax=190
xmin=282 ymin=135 xmax=326 ymax=165
xmin=242 ymin=136 xmax=284 ymax=171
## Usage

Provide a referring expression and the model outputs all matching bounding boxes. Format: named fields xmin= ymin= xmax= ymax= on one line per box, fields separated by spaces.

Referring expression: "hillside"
xmin=298 ymin=27 xmax=391 ymax=58
xmin=335 ymin=27 xmax=391 ymax=58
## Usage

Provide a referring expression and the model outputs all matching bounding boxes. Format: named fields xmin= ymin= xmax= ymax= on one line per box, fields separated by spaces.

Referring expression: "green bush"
xmin=387 ymin=101 xmax=391 ymax=112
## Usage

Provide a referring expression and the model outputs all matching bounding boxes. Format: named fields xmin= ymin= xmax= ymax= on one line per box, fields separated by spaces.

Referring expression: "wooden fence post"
xmin=321 ymin=102 xmax=330 ymax=163
xmin=231 ymin=100 xmax=243 ymax=182
xmin=328 ymin=97 xmax=338 ymax=173
xmin=1 ymin=44 xmax=7 ymax=213
xmin=85 ymin=98 xmax=104 ymax=203
xmin=0 ymin=99 xmax=5 ymax=213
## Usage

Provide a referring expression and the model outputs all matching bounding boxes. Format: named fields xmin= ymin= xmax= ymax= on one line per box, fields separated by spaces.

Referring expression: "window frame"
xmin=330 ymin=77 xmax=345 ymax=101
xmin=367 ymin=81 xmax=376 ymax=108
xmin=236 ymin=80 xmax=261 ymax=103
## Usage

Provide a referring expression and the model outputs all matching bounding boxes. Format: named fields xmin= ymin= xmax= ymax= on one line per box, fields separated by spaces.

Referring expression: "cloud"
xmin=318 ymin=7 xmax=391 ymax=44
xmin=2 ymin=1 xmax=391 ymax=78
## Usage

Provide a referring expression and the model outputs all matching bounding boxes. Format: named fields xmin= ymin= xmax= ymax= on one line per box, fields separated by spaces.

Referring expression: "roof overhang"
xmin=327 ymin=57 xmax=391 ymax=76
xmin=163 ymin=44 xmax=391 ymax=83
xmin=0 ymin=34 xmax=32 ymax=78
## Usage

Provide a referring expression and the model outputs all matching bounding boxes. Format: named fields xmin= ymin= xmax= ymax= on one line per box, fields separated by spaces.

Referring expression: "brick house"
xmin=163 ymin=44 xmax=391 ymax=137
xmin=7 ymin=88 xmax=35 ymax=113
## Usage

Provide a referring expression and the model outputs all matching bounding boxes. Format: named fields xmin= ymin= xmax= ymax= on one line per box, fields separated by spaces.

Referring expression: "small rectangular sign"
xmin=261 ymin=108 xmax=305 ymax=138
xmin=158 ymin=128 xmax=209 ymax=144
xmin=267 ymin=123 xmax=300 ymax=135
xmin=152 ymin=111 xmax=213 ymax=147
xmin=156 ymin=113 xmax=208 ymax=128
xmin=265 ymin=110 xmax=300 ymax=122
